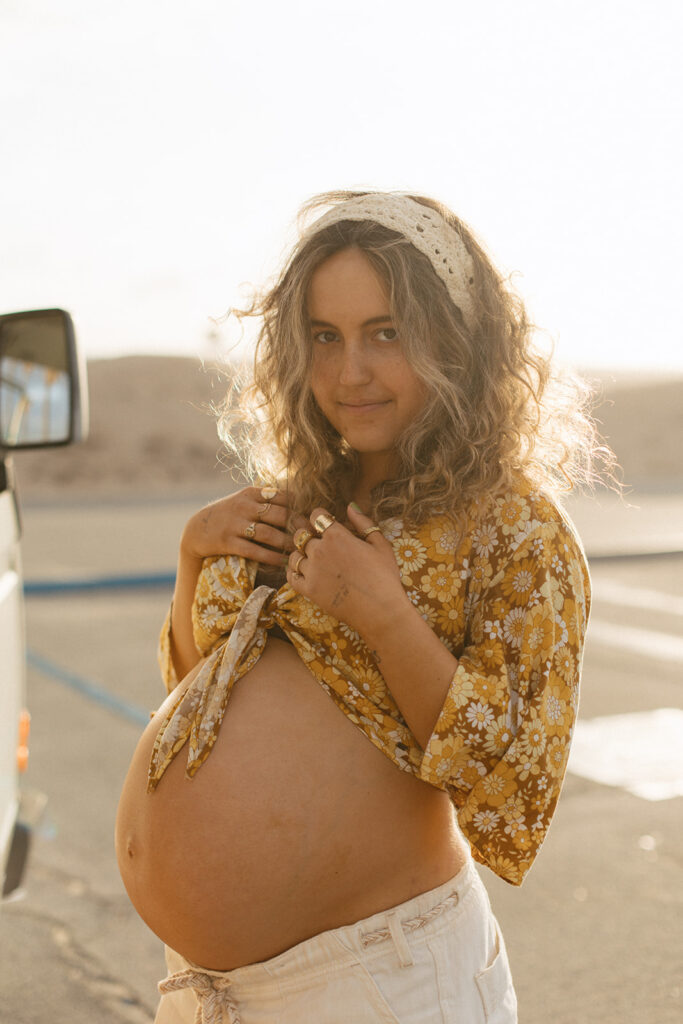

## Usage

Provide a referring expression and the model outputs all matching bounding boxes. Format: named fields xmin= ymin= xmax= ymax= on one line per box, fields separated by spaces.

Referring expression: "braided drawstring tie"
xmin=158 ymin=967 xmax=241 ymax=1024
xmin=360 ymin=888 xmax=460 ymax=949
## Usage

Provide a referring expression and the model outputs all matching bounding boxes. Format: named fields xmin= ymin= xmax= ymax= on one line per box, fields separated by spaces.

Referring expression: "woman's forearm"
xmin=358 ymin=599 xmax=459 ymax=750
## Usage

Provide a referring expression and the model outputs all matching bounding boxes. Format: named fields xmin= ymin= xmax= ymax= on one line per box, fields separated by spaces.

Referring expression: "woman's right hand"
xmin=180 ymin=486 xmax=305 ymax=568
xmin=170 ymin=486 xmax=304 ymax=680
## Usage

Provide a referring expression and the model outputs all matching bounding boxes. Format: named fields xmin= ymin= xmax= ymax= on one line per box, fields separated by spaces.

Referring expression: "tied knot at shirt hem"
xmin=148 ymin=585 xmax=280 ymax=791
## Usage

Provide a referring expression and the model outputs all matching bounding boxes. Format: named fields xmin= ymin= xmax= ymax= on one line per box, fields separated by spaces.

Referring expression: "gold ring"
xmin=293 ymin=552 xmax=306 ymax=575
xmin=244 ymin=521 xmax=257 ymax=539
xmin=313 ymin=512 xmax=336 ymax=535
xmin=361 ymin=525 xmax=382 ymax=539
xmin=294 ymin=529 xmax=313 ymax=554
xmin=256 ymin=501 xmax=271 ymax=520
xmin=260 ymin=485 xmax=278 ymax=501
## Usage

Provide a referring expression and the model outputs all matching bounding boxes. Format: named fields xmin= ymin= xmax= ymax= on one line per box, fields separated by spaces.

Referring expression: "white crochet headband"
xmin=303 ymin=194 xmax=477 ymax=332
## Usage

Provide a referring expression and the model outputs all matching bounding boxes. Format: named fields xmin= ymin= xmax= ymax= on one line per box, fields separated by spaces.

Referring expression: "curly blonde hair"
xmin=218 ymin=189 xmax=616 ymax=527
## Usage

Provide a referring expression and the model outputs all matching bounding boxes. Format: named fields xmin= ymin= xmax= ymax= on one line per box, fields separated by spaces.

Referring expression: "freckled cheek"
xmin=384 ymin=353 xmax=427 ymax=410
xmin=310 ymin=364 xmax=338 ymax=416
xmin=310 ymin=364 xmax=328 ymax=402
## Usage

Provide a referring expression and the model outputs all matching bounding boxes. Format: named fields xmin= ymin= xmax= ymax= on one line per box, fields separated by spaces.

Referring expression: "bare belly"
xmin=115 ymin=639 xmax=468 ymax=971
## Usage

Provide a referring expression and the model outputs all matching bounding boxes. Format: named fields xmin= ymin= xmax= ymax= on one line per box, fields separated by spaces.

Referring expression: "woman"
xmin=116 ymin=190 xmax=600 ymax=1023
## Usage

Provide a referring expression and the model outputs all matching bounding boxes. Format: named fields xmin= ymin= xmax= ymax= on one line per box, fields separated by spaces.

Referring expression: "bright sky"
xmin=2 ymin=0 xmax=682 ymax=372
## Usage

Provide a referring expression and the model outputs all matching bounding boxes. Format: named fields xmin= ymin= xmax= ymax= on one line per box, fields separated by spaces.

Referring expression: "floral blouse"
xmin=151 ymin=476 xmax=591 ymax=886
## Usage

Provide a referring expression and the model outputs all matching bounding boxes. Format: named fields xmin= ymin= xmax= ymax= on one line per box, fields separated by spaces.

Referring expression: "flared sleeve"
xmin=157 ymin=554 xmax=258 ymax=695
xmin=418 ymin=519 xmax=591 ymax=885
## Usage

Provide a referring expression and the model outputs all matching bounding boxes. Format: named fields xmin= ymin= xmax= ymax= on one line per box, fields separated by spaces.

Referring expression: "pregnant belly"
xmin=115 ymin=639 xmax=466 ymax=971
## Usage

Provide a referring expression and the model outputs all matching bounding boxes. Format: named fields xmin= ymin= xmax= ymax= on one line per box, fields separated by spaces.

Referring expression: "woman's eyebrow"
xmin=310 ymin=315 xmax=394 ymax=328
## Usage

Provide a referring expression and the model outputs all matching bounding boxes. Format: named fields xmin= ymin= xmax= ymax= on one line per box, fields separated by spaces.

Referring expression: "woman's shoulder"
xmin=465 ymin=475 xmax=591 ymax=596
xmin=395 ymin=474 xmax=589 ymax=573
xmin=474 ymin=474 xmax=583 ymax=542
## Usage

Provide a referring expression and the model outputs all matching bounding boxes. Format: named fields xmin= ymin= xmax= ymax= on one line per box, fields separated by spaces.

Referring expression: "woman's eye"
xmin=376 ymin=327 xmax=398 ymax=342
xmin=313 ymin=330 xmax=338 ymax=344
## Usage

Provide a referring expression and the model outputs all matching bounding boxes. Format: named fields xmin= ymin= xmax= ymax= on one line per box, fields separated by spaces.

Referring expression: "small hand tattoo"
xmin=331 ymin=583 xmax=350 ymax=609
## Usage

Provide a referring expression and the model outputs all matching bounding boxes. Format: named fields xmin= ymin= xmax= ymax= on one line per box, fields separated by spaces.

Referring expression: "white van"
xmin=0 ymin=308 xmax=88 ymax=898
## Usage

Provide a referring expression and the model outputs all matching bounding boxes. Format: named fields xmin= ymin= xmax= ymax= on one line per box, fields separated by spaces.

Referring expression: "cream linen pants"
xmin=154 ymin=856 xmax=517 ymax=1024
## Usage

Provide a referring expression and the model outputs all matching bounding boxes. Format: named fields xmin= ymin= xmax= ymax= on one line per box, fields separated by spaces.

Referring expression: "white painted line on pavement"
xmin=592 ymin=579 xmax=683 ymax=618
xmin=588 ymin=619 xmax=683 ymax=665
xmin=568 ymin=708 xmax=683 ymax=801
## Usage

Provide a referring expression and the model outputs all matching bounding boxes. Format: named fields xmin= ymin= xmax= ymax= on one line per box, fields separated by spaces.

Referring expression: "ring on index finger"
xmin=313 ymin=512 xmax=336 ymax=536
xmin=361 ymin=525 xmax=382 ymax=539
xmin=294 ymin=529 xmax=313 ymax=554
xmin=292 ymin=552 xmax=306 ymax=576
xmin=260 ymin=485 xmax=278 ymax=501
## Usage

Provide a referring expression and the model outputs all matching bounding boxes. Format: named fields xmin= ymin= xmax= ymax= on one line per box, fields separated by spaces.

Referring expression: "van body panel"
xmin=0 ymin=489 xmax=25 ymax=890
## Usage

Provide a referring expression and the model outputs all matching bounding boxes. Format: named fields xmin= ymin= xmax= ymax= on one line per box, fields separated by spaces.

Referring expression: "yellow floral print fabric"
xmin=153 ymin=477 xmax=591 ymax=885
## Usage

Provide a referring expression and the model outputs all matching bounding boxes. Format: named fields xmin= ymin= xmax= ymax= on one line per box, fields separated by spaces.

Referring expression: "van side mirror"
xmin=0 ymin=309 xmax=88 ymax=450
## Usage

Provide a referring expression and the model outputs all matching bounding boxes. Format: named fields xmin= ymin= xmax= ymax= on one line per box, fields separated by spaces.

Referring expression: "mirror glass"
xmin=0 ymin=310 xmax=72 ymax=448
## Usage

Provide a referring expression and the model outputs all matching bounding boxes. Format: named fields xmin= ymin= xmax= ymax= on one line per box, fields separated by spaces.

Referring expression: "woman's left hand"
xmin=286 ymin=504 xmax=409 ymax=638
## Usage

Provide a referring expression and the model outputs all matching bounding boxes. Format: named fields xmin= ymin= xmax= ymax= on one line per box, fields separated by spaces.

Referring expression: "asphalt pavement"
xmin=1 ymin=490 xmax=681 ymax=1024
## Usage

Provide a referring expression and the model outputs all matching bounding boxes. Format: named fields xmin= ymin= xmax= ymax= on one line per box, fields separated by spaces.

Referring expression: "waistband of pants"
xmin=161 ymin=853 xmax=478 ymax=1000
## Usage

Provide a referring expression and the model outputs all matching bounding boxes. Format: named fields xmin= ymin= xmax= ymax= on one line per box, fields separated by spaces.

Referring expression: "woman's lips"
xmin=338 ymin=401 xmax=390 ymax=414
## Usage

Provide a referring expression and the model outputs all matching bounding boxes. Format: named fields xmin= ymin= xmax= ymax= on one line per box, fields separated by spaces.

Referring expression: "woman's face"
xmin=307 ymin=247 xmax=427 ymax=483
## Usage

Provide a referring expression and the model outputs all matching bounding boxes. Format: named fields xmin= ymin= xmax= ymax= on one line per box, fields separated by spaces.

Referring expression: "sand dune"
xmin=12 ymin=356 xmax=237 ymax=499
xmin=10 ymin=356 xmax=683 ymax=499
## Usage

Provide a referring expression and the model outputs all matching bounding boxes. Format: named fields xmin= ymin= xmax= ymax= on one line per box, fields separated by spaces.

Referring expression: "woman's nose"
xmin=338 ymin=342 xmax=372 ymax=386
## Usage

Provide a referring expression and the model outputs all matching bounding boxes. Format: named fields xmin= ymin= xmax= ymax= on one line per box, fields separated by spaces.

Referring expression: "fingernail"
xmin=350 ymin=502 xmax=362 ymax=513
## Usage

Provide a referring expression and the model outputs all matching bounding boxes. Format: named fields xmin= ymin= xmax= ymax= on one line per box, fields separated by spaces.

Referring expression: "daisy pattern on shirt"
xmin=430 ymin=522 xmax=461 ymax=556
xmin=472 ymin=523 xmax=499 ymax=558
xmin=501 ymin=558 xmax=538 ymax=606
xmin=157 ymin=475 xmax=591 ymax=887
xmin=380 ymin=518 xmax=403 ymax=542
xmin=495 ymin=493 xmax=530 ymax=536
xmin=421 ymin=563 xmax=457 ymax=604
xmin=502 ymin=607 xmax=527 ymax=649
xmin=392 ymin=536 xmax=428 ymax=574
